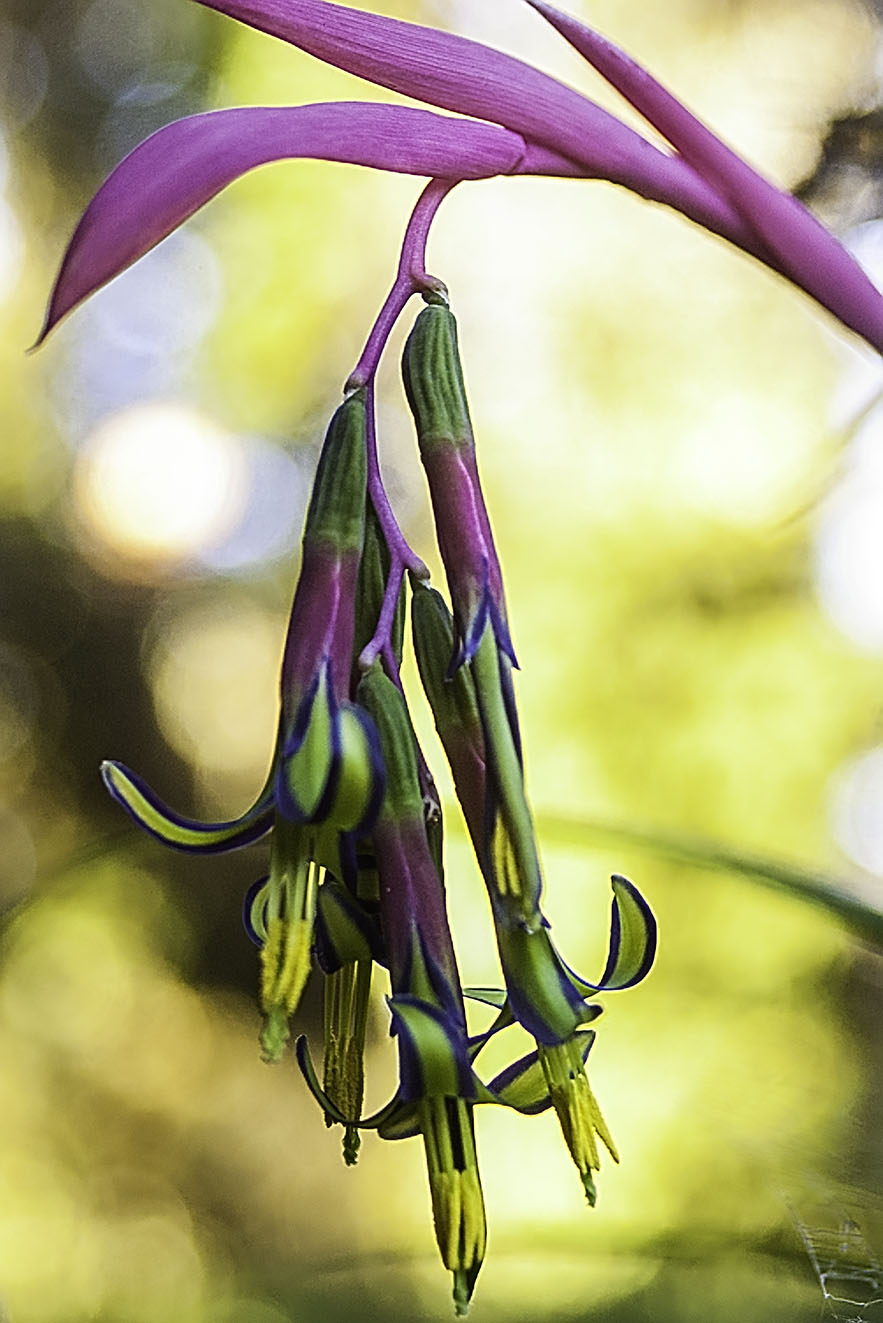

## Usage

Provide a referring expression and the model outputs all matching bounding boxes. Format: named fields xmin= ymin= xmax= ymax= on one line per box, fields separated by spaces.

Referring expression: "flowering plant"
xmin=40 ymin=0 xmax=883 ymax=1312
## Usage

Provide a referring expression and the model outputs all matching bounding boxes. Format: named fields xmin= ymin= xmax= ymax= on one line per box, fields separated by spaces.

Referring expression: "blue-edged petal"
xmin=448 ymin=565 xmax=492 ymax=675
xmin=377 ymin=1103 xmax=422 ymax=1141
xmin=39 ymin=102 xmax=527 ymax=341
xmin=496 ymin=923 xmax=595 ymax=1045
xmin=463 ymin=987 xmax=508 ymax=1010
xmin=463 ymin=991 xmax=516 ymax=1063
xmin=480 ymin=1028 xmax=596 ymax=1114
xmin=243 ymin=875 xmax=271 ymax=946
xmin=279 ymin=662 xmax=385 ymax=831
xmin=313 ymin=875 xmax=383 ymax=973
xmin=332 ymin=701 xmax=386 ymax=834
xmin=295 ymin=1034 xmax=403 ymax=1129
xmin=568 ymin=874 xmax=658 ymax=994
xmin=101 ymin=759 xmax=274 ymax=853
xmin=277 ymin=664 xmax=338 ymax=823
xmin=387 ymin=995 xmax=475 ymax=1102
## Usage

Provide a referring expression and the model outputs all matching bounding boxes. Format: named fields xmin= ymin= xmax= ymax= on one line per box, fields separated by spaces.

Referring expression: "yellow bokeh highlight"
xmin=74 ymin=402 xmax=246 ymax=571
xmin=147 ymin=597 xmax=285 ymax=788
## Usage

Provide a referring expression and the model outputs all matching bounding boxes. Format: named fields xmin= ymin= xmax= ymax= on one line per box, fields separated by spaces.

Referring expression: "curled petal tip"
xmin=26 ymin=326 xmax=47 ymax=354
xmin=100 ymin=757 xmax=274 ymax=852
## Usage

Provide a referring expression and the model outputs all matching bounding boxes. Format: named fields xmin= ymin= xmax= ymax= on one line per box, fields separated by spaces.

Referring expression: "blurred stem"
xmin=443 ymin=809 xmax=883 ymax=948
xmin=346 ymin=177 xmax=455 ymax=392
xmin=51 ymin=810 xmax=883 ymax=948
xmin=346 ymin=180 xmax=458 ymax=621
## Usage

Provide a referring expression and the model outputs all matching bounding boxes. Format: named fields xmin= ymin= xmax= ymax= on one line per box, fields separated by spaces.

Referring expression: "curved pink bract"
xmin=38 ymin=102 xmax=527 ymax=343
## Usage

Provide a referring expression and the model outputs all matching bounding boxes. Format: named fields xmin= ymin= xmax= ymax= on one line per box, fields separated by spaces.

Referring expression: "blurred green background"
xmin=2 ymin=0 xmax=883 ymax=1319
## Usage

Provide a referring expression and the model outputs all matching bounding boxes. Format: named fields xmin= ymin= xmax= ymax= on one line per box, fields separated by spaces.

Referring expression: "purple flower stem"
xmin=347 ymin=177 xmax=455 ymax=391
xmin=363 ymin=376 xmax=428 ymax=579
xmin=360 ymin=552 xmax=407 ymax=670
xmin=351 ymin=180 xmax=459 ymax=672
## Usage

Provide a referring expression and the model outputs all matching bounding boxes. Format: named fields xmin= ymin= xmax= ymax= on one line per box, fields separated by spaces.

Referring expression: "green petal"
xmin=463 ymin=987 xmax=508 ymax=1009
xmin=329 ymin=703 xmax=384 ymax=831
xmin=101 ymin=760 xmax=274 ymax=853
xmin=569 ymin=875 xmax=657 ymax=994
xmin=377 ymin=1102 xmax=421 ymax=1141
xmin=388 ymin=995 xmax=474 ymax=1100
xmin=497 ymin=923 xmax=591 ymax=1044
xmin=295 ymin=1034 xmax=403 ymax=1130
xmin=314 ymin=876 xmax=380 ymax=971
xmin=280 ymin=666 xmax=336 ymax=822
xmin=481 ymin=1029 xmax=596 ymax=1114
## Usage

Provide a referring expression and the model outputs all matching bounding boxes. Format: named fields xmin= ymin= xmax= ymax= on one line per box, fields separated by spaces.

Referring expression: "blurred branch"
xmin=525 ymin=811 xmax=883 ymax=948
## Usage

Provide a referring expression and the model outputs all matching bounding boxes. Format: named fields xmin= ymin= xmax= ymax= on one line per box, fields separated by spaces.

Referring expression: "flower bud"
xmin=303 ymin=388 xmax=368 ymax=552
xmin=402 ymin=305 xmax=513 ymax=668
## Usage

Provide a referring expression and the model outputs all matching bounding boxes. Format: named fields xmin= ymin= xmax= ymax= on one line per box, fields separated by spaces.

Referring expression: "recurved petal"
xmin=295 ymin=1034 xmax=404 ymax=1128
xmin=243 ymin=875 xmax=271 ymax=945
xmin=193 ymin=0 xmax=776 ymax=262
xmin=569 ymin=874 xmax=658 ymax=994
xmin=525 ymin=0 xmax=883 ymax=353
xmin=101 ymin=759 xmax=275 ymax=852
xmin=278 ymin=665 xmax=337 ymax=824
xmin=38 ymin=103 xmax=526 ymax=341
xmin=481 ymin=1028 xmax=596 ymax=1114
xmin=496 ymin=923 xmax=593 ymax=1045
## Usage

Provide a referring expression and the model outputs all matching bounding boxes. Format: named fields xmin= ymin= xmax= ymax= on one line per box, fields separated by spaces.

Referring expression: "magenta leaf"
xmin=38 ymin=102 xmax=527 ymax=342
xmin=524 ymin=0 xmax=883 ymax=352
xmin=193 ymin=0 xmax=776 ymax=264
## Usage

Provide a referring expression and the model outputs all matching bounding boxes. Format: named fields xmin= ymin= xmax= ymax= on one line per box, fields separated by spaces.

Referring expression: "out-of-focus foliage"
xmin=1 ymin=0 xmax=882 ymax=1319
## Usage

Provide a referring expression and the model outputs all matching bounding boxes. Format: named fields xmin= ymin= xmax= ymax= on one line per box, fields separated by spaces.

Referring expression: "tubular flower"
xmin=402 ymin=307 xmax=546 ymax=932
xmin=104 ymin=391 xmax=384 ymax=1062
xmin=360 ymin=665 xmax=486 ymax=1315
xmin=412 ymin=578 xmax=657 ymax=1202
xmin=318 ymin=662 xmax=488 ymax=1314
xmin=311 ymin=505 xmax=403 ymax=1164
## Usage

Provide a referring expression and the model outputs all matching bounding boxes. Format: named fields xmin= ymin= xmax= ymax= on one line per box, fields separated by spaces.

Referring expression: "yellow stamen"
xmin=538 ymin=1038 xmax=618 ymax=1204
xmin=322 ymin=960 xmax=372 ymax=1164
xmin=259 ymin=858 xmax=319 ymax=1063
xmin=418 ymin=1096 xmax=487 ymax=1313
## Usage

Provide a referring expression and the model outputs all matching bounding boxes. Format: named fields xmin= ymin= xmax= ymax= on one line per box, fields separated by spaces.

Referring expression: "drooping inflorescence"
xmin=39 ymin=0 xmax=883 ymax=1310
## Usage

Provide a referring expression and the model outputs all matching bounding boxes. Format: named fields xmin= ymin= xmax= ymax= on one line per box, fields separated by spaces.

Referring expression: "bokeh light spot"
xmin=75 ymin=0 xmax=159 ymax=99
xmin=0 ymin=22 xmax=48 ymax=128
xmin=148 ymin=599 xmax=284 ymax=781
xmin=74 ymin=401 xmax=247 ymax=572
xmin=0 ymin=196 xmax=24 ymax=307
xmin=86 ymin=229 xmax=223 ymax=359
xmin=814 ymin=405 xmax=883 ymax=652
xmin=830 ymin=745 xmax=883 ymax=876
xmin=198 ymin=439 xmax=307 ymax=572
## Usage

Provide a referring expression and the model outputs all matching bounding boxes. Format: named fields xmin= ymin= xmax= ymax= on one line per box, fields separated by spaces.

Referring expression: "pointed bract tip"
xmin=260 ymin=1005 xmax=291 ymax=1064
xmin=342 ymin=1127 xmax=361 ymax=1166
xmin=453 ymin=1269 xmax=471 ymax=1316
